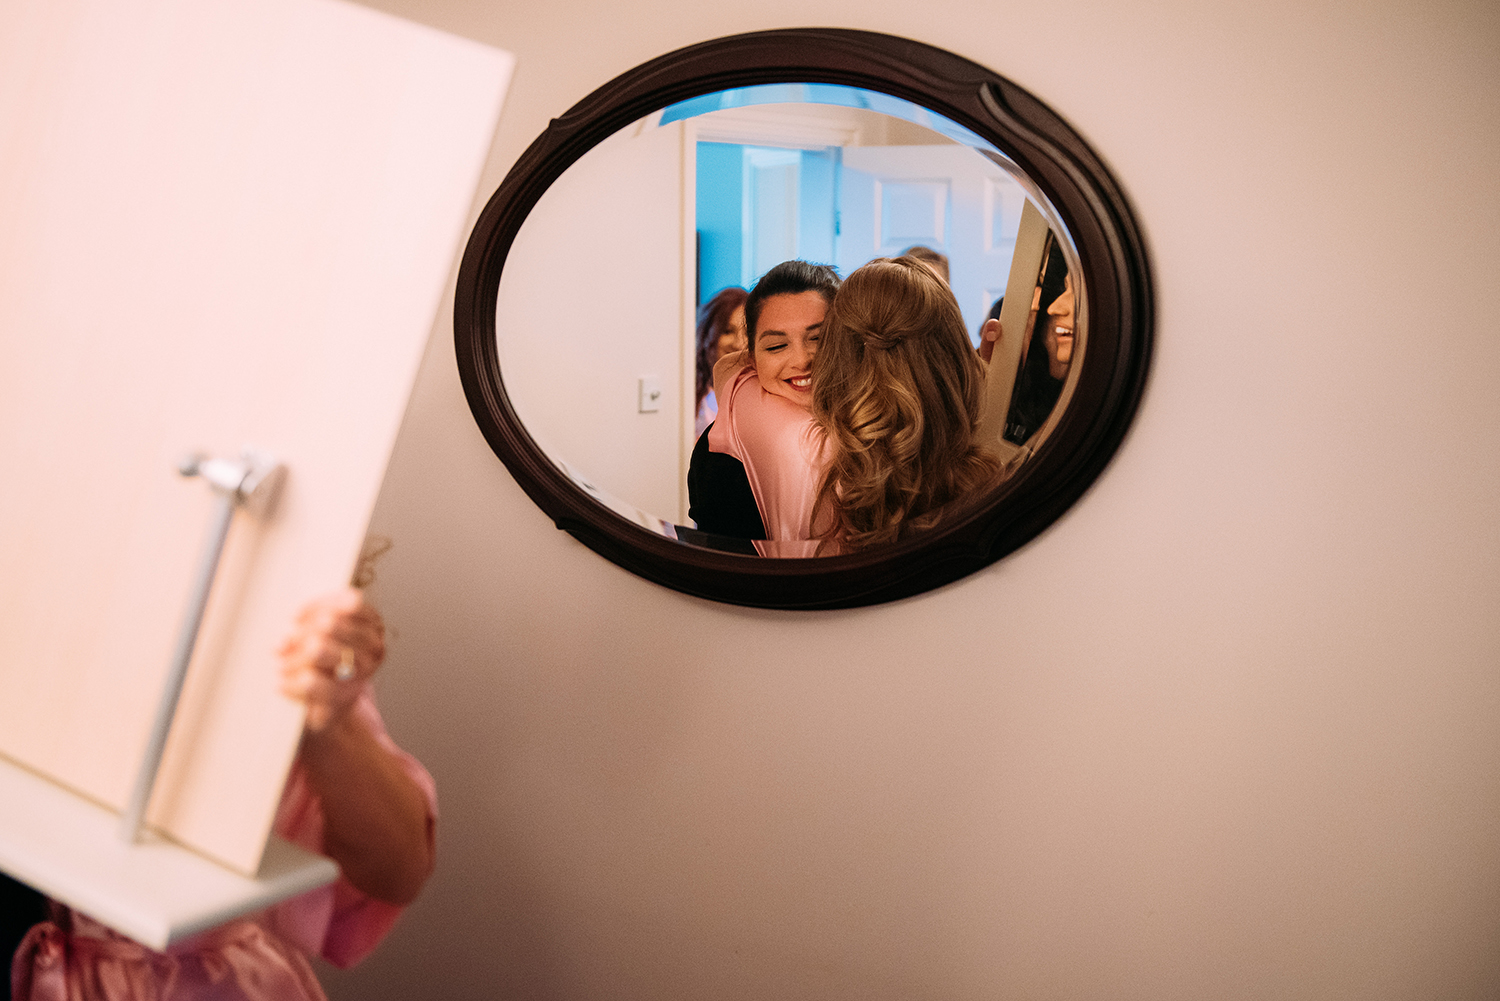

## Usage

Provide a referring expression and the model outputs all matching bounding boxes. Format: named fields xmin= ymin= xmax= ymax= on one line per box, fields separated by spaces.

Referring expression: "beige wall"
xmin=497 ymin=117 xmax=690 ymax=523
xmin=327 ymin=0 xmax=1500 ymax=997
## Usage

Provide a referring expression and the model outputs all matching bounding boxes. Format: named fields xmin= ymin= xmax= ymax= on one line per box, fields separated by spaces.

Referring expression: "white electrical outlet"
xmin=638 ymin=376 xmax=662 ymax=413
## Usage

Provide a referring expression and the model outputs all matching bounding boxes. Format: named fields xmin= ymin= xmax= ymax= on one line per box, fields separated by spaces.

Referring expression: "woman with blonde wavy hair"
xmin=811 ymin=256 xmax=1004 ymax=552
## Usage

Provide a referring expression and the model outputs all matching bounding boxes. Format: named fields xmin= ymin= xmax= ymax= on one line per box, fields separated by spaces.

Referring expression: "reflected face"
xmin=1044 ymin=275 xmax=1075 ymax=379
xmin=753 ymin=291 xmax=826 ymax=409
xmin=713 ymin=305 xmax=748 ymax=364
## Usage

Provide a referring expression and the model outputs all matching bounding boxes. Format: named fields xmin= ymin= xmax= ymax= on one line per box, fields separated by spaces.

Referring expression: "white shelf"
xmin=0 ymin=756 xmax=338 ymax=950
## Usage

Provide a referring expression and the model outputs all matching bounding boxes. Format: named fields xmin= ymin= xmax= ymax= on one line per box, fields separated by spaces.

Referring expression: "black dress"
xmin=686 ymin=423 xmax=766 ymax=540
xmin=2 ymin=872 xmax=47 ymax=1001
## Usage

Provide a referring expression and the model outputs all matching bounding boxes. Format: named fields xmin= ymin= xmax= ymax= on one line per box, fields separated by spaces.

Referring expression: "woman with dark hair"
xmin=693 ymin=286 xmax=749 ymax=437
xmin=811 ymin=257 xmax=1003 ymax=552
xmin=979 ymin=239 xmax=1074 ymax=446
xmin=702 ymin=261 xmax=840 ymax=544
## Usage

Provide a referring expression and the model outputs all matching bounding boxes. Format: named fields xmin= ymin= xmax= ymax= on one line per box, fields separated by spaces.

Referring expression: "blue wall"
xmin=695 ymin=142 xmax=743 ymax=304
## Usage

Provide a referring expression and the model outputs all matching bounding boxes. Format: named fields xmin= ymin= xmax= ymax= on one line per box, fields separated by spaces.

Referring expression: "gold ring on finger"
xmin=335 ymin=646 xmax=356 ymax=682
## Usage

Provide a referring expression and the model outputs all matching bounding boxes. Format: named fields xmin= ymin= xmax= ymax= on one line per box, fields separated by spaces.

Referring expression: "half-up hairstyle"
xmin=811 ymin=257 xmax=1004 ymax=551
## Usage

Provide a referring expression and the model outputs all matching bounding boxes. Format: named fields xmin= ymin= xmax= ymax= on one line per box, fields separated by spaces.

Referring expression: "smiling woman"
xmin=703 ymin=263 xmax=840 ymax=552
xmin=746 ymin=289 xmax=825 ymax=404
xmin=458 ymin=29 xmax=1153 ymax=608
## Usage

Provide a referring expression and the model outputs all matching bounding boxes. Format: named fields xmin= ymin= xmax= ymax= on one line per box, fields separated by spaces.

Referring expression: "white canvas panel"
xmin=0 ymin=0 xmax=513 ymax=873
xmin=0 ymin=758 xmax=339 ymax=949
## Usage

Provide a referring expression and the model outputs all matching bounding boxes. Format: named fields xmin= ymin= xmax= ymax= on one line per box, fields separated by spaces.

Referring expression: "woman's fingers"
xmin=285 ymin=628 xmax=381 ymax=682
xmin=279 ymin=588 xmax=386 ymax=730
xmin=295 ymin=590 xmax=375 ymax=632
xmin=280 ymin=667 xmax=345 ymax=731
xmin=293 ymin=587 xmax=379 ymax=631
xmin=978 ymin=318 xmax=1002 ymax=364
xmin=308 ymin=619 xmax=383 ymax=669
xmin=280 ymin=644 xmax=359 ymax=732
xmin=287 ymin=592 xmax=384 ymax=665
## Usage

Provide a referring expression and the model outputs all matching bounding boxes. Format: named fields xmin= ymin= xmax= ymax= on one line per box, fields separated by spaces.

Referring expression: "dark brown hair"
xmin=694 ymin=286 xmax=748 ymax=410
xmin=744 ymin=260 xmax=840 ymax=353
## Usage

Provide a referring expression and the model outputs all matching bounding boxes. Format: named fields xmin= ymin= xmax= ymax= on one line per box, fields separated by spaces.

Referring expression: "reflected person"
xmin=977 ymin=240 xmax=1075 ymax=445
xmin=693 ymin=286 xmax=748 ymax=438
xmin=811 ymin=257 xmax=1003 ymax=551
xmin=694 ymin=260 xmax=840 ymax=543
xmin=899 ymin=244 xmax=949 ymax=284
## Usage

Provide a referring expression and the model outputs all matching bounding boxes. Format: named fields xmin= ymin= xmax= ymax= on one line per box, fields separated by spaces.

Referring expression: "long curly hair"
xmin=811 ymin=257 xmax=1003 ymax=552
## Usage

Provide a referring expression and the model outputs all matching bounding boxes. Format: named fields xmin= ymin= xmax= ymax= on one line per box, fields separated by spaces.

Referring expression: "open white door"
xmin=837 ymin=145 xmax=1026 ymax=335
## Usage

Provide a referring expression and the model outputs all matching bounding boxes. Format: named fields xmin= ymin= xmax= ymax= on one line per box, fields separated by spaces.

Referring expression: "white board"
xmin=0 ymin=756 xmax=339 ymax=949
xmin=0 ymin=0 xmax=513 ymax=875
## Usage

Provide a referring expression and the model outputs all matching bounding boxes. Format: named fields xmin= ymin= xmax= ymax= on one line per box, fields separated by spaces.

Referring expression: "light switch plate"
xmin=638 ymin=376 xmax=662 ymax=413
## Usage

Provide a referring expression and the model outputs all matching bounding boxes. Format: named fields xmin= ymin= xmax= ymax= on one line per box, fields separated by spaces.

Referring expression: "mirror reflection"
xmin=495 ymin=84 xmax=1085 ymax=557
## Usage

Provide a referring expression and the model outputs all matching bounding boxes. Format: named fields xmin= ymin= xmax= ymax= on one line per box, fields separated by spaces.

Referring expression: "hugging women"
xmin=698 ymin=256 xmax=1002 ymax=554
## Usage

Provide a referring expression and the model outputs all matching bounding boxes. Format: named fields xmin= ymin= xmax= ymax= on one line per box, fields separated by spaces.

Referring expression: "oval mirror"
xmin=456 ymin=29 xmax=1152 ymax=609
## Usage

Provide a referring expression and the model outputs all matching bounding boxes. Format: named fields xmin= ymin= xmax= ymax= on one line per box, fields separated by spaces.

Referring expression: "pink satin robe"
xmin=707 ymin=365 xmax=828 ymax=546
xmin=11 ymin=687 xmax=436 ymax=1001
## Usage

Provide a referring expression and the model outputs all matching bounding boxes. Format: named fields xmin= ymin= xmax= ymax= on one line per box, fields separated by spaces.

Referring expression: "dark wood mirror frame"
xmin=455 ymin=28 xmax=1153 ymax=609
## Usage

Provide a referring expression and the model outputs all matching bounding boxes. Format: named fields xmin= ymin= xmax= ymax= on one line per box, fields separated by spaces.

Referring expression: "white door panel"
xmin=838 ymin=145 xmax=1025 ymax=337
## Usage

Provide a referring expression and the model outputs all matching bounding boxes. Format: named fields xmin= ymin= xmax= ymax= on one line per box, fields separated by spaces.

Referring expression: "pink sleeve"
xmin=265 ymin=687 xmax=437 ymax=969
xmin=709 ymin=367 xmax=825 ymax=541
xmin=705 ymin=364 xmax=752 ymax=458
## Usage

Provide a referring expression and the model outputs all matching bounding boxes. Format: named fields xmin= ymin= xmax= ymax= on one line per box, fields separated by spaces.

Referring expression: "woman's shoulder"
xmin=707 ymin=364 xmax=755 ymax=455
xmin=712 ymin=350 xmax=753 ymax=402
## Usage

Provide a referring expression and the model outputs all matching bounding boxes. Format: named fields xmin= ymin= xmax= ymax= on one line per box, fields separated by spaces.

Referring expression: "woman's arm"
xmin=278 ymin=589 xmax=434 ymax=906
xmin=713 ymin=348 xmax=749 ymax=404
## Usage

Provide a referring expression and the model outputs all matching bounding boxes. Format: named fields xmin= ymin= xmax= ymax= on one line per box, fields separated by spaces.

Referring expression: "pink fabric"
xmin=11 ymin=687 xmax=437 ymax=1001
xmin=265 ymin=688 xmax=436 ymax=969
xmin=707 ymin=366 xmax=827 ymax=542
xmin=13 ymin=915 xmax=326 ymax=1001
